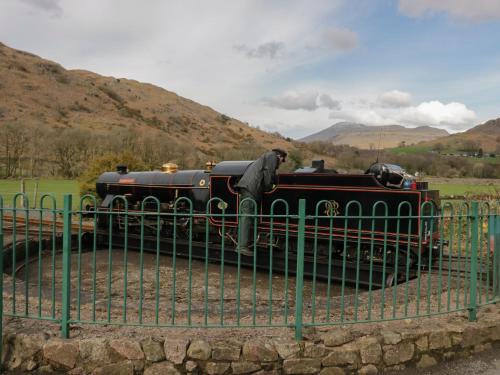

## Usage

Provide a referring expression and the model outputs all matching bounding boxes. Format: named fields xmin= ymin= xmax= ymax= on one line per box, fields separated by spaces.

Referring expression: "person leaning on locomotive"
xmin=235 ymin=148 xmax=287 ymax=256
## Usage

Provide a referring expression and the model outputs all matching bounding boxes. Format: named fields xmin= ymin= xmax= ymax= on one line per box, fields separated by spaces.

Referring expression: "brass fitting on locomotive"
xmin=161 ymin=163 xmax=178 ymax=173
xmin=205 ymin=161 xmax=216 ymax=172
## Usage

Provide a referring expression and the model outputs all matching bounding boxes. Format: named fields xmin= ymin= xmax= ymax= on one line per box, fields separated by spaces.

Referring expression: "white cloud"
xmin=20 ymin=0 xmax=62 ymax=16
xmin=377 ymin=90 xmax=412 ymax=108
xmin=400 ymin=101 xmax=477 ymax=129
xmin=323 ymin=27 xmax=358 ymax=51
xmin=263 ymin=91 xmax=341 ymax=111
xmin=330 ymin=96 xmax=477 ymax=132
xmin=263 ymin=91 xmax=320 ymax=111
xmin=319 ymin=94 xmax=341 ymax=110
xmin=234 ymin=41 xmax=286 ymax=59
xmin=330 ymin=109 xmax=387 ymax=126
xmin=398 ymin=0 xmax=500 ymax=22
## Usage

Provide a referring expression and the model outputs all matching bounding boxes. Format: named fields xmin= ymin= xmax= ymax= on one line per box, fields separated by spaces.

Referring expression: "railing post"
xmin=61 ymin=195 xmax=72 ymax=338
xmin=0 ymin=233 xmax=4 ymax=370
xmin=495 ymin=213 xmax=500 ymax=298
xmin=469 ymin=202 xmax=479 ymax=321
xmin=295 ymin=199 xmax=306 ymax=340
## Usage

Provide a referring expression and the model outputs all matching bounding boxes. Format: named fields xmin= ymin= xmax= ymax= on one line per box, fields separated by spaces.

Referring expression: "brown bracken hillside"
xmin=420 ymin=118 xmax=500 ymax=153
xmin=0 ymin=42 xmax=296 ymax=160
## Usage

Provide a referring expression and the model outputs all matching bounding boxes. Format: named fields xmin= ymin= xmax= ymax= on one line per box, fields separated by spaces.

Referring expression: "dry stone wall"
xmin=3 ymin=306 xmax=500 ymax=374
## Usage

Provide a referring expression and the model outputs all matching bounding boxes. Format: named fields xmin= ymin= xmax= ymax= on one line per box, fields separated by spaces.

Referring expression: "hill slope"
xmin=0 ymin=42 xmax=292 ymax=157
xmin=300 ymin=122 xmax=448 ymax=149
xmin=420 ymin=118 xmax=500 ymax=153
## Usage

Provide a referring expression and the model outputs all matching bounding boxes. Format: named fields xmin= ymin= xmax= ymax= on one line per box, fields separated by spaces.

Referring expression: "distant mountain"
xmin=421 ymin=118 xmax=500 ymax=153
xmin=300 ymin=122 xmax=449 ymax=149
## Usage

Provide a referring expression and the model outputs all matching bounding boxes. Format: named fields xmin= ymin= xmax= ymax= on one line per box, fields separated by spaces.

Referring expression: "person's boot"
xmin=238 ymin=246 xmax=254 ymax=257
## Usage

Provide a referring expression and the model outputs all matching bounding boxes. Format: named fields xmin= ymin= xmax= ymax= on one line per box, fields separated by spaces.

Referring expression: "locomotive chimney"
xmin=116 ymin=164 xmax=128 ymax=174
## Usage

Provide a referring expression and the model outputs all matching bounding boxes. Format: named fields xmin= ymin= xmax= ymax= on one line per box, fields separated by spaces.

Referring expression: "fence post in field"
xmin=20 ymin=180 xmax=25 ymax=208
xmin=33 ymin=179 xmax=39 ymax=209
xmin=61 ymin=195 xmax=72 ymax=338
xmin=468 ymin=201 xmax=479 ymax=322
xmin=0 ymin=232 xmax=4 ymax=369
xmin=295 ymin=199 xmax=306 ymax=340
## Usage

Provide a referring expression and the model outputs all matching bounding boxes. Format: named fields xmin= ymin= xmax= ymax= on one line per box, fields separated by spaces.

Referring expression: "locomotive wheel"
xmin=388 ymin=248 xmax=417 ymax=269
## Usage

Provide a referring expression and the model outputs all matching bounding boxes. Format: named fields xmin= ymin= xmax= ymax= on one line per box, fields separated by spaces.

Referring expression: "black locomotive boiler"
xmin=95 ymin=160 xmax=440 ymax=287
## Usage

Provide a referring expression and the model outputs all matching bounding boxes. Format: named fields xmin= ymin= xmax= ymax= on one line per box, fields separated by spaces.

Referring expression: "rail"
xmin=0 ymin=194 xmax=499 ymax=343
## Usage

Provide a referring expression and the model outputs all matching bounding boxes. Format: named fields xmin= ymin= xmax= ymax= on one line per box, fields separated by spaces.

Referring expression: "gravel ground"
xmin=3 ymin=248 xmax=357 ymax=326
xmin=2 ymin=241 xmax=492 ymax=342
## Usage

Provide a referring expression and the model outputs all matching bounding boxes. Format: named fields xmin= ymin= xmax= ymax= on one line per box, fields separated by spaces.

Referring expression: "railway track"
xmin=99 ymin=231 xmax=416 ymax=288
xmin=1 ymin=212 xmax=94 ymax=234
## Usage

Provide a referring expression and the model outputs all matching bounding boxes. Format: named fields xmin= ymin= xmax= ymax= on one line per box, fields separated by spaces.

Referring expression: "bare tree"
xmin=0 ymin=123 xmax=28 ymax=177
xmin=52 ymin=129 xmax=93 ymax=178
xmin=25 ymin=123 xmax=47 ymax=177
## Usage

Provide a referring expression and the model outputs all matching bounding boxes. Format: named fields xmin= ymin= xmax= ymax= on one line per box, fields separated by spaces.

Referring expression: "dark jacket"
xmin=235 ymin=151 xmax=279 ymax=199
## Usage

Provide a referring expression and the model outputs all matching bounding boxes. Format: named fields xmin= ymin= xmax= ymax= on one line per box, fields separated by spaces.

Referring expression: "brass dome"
xmin=161 ymin=163 xmax=178 ymax=173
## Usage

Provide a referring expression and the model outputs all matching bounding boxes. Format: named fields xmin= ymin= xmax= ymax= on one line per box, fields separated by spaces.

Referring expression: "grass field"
xmin=428 ymin=178 xmax=499 ymax=198
xmin=0 ymin=178 xmax=498 ymax=209
xmin=0 ymin=179 xmax=80 ymax=208
xmin=479 ymin=156 xmax=500 ymax=164
xmin=429 ymin=183 xmax=497 ymax=198
xmin=390 ymin=145 xmax=432 ymax=154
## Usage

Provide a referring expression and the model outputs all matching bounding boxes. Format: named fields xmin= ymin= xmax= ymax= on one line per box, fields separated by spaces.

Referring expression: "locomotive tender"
xmin=95 ymin=160 xmax=440 ymax=287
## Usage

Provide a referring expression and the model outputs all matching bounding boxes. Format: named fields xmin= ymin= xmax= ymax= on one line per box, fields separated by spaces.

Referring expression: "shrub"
xmin=69 ymin=102 xmax=92 ymax=113
xmin=98 ymin=85 xmax=125 ymax=105
xmin=78 ymin=151 xmax=147 ymax=195
xmin=220 ymin=114 xmax=231 ymax=124
xmin=55 ymin=74 xmax=70 ymax=84
xmin=119 ymin=105 xmax=142 ymax=119
xmin=8 ymin=61 xmax=29 ymax=73
xmin=56 ymin=106 xmax=68 ymax=119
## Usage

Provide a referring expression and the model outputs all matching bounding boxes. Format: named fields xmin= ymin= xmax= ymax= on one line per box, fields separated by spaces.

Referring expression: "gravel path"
xmin=2 ymin=243 xmax=490 ymax=340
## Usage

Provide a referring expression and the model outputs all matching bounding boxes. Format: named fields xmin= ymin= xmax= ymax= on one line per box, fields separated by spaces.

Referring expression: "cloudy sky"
xmin=1 ymin=0 xmax=499 ymax=138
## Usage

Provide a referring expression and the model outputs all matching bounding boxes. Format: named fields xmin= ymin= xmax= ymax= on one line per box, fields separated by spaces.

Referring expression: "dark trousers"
xmin=238 ymin=189 xmax=259 ymax=248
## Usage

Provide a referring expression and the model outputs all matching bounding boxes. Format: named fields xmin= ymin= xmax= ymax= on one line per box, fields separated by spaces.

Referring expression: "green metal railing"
xmin=0 ymin=194 xmax=499 ymax=343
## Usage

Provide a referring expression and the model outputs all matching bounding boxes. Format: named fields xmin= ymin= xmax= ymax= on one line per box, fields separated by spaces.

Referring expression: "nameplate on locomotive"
xmin=324 ymin=200 xmax=340 ymax=216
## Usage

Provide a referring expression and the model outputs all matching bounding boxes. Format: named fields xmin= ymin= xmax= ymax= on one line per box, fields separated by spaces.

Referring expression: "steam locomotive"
xmin=94 ymin=160 xmax=440 ymax=287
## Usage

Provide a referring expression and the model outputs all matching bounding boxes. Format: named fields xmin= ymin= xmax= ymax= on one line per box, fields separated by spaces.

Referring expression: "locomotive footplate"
xmin=98 ymin=232 xmax=416 ymax=289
